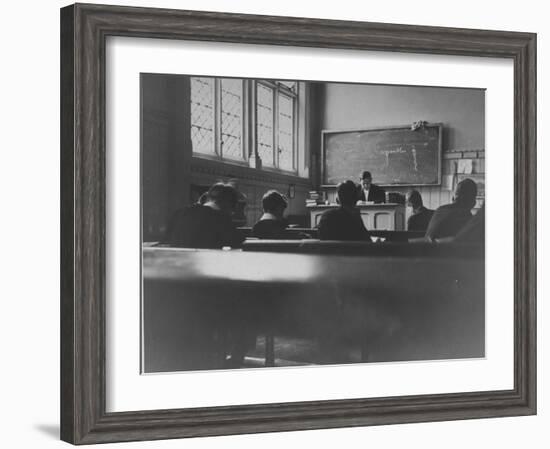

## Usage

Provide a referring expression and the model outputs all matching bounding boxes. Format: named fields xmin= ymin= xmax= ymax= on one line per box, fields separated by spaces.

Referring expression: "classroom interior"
xmin=141 ymin=74 xmax=485 ymax=373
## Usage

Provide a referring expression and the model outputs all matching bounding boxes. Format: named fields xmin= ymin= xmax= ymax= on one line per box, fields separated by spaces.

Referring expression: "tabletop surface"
xmin=143 ymin=247 xmax=483 ymax=288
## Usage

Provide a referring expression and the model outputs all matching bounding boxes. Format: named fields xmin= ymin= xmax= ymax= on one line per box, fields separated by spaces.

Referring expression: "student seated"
xmin=454 ymin=202 xmax=484 ymax=244
xmin=406 ymin=190 xmax=434 ymax=232
xmin=164 ymin=183 xmax=245 ymax=249
xmin=252 ymin=190 xmax=289 ymax=239
xmin=425 ymin=178 xmax=477 ymax=240
xmin=436 ymin=202 xmax=485 ymax=245
xmin=318 ymin=180 xmax=371 ymax=241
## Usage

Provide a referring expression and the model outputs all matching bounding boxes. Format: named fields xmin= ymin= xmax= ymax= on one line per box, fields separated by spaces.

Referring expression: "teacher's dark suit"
xmin=357 ymin=183 xmax=386 ymax=203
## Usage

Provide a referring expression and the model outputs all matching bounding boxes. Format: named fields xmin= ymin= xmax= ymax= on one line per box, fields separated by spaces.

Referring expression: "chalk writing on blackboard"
xmin=322 ymin=124 xmax=442 ymax=186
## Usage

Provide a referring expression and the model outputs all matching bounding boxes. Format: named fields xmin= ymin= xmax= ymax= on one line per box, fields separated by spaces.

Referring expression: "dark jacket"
xmin=357 ymin=183 xmax=386 ymax=203
xmin=164 ymin=204 xmax=244 ymax=249
xmin=251 ymin=219 xmax=288 ymax=239
xmin=454 ymin=204 xmax=484 ymax=244
xmin=425 ymin=203 xmax=473 ymax=240
xmin=318 ymin=207 xmax=371 ymax=241
xmin=407 ymin=206 xmax=434 ymax=232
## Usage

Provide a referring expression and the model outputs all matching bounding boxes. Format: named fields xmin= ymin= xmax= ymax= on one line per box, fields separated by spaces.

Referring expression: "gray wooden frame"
xmin=60 ymin=3 xmax=536 ymax=444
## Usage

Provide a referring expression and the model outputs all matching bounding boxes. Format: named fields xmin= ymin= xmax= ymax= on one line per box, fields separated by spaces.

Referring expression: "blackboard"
xmin=322 ymin=124 xmax=442 ymax=186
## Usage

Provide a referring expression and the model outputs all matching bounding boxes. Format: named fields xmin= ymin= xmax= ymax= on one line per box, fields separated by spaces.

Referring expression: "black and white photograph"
xmin=141 ymin=75 xmax=486 ymax=373
xmin=0 ymin=0 xmax=540 ymax=446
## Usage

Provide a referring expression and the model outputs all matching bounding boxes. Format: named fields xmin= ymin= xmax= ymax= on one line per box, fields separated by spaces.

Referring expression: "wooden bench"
xmin=238 ymin=226 xmax=318 ymax=239
xmin=242 ymin=239 xmax=483 ymax=258
xmin=369 ymin=230 xmax=425 ymax=242
xmin=239 ymin=228 xmax=423 ymax=241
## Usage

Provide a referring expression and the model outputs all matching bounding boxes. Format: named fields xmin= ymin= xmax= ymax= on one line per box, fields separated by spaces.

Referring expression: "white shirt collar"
xmin=259 ymin=212 xmax=279 ymax=221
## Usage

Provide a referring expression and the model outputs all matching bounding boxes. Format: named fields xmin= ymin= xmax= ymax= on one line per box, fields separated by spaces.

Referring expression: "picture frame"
xmin=60 ymin=3 xmax=536 ymax=445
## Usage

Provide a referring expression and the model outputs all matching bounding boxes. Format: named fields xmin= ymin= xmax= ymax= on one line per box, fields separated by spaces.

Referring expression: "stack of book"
xmin=306 ymin=191 xmax=322 ymax=206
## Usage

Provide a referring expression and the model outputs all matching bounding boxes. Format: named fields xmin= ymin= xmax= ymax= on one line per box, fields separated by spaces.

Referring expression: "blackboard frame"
xmin=321 ymin=123 xmax=443 ymax=188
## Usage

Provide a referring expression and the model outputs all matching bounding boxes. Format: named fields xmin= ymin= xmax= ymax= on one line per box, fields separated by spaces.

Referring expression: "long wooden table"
xmin=238 ymin=228 xmax=426 ymax=242
xmin=142 ymin=246 xmax=484 ymax=372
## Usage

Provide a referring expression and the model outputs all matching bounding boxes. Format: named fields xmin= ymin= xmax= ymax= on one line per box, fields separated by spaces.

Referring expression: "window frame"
xmin=190 ymin=76 xmax=300 ymax=174
xmin=191 ymin=77 xmax=248 ymax=162
xmin=254 ymin=79 xmax=298 ymax=173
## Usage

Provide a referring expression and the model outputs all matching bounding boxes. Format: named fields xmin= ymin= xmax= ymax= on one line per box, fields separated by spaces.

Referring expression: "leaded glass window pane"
xmin=278 ymin=93 xmax=294 ymax=171
xmin=256 ymin=84 xmax=274 ymax=167
xmin=190 ymin=77 xmax=215 ymax=155
xmin=220 ymin=79 xmax=243 ymax=160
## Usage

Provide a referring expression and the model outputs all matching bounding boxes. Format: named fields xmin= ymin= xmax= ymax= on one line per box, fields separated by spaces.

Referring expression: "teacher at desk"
xmin=357 ymin=170 xmax=386 ymax=203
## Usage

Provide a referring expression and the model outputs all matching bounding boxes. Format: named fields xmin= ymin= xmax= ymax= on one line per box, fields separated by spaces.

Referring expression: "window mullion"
xmin=214 ymin=78 xmax=222 ymax=157
xmin=250 ymin=80 xmax=257 ymax=160
xmin=293 ymin=88 xmax=298 ymax=171
xmin=241 ymin=79 xmax=248 ymax=160
xmin=273 ymin=86 xmax=278 ymax=168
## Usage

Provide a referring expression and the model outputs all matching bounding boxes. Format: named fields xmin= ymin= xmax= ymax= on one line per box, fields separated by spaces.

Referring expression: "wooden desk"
xmin=307 ymin=203 xmax=406 ymax=230
xmin=237 ymin=227 xmax=318 ymax=239
xmin=142 ymin=247 xmax=484 ymax=372
xmin=242 ymin=240 xmax=483 ymax=257
xmin=369 ymin=230 xmax=425 ymax=242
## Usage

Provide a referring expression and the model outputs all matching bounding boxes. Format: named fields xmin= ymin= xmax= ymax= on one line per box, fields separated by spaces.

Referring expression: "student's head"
xmin=360 ymin=171 xmax=372 ymax=190
xmin=261 ymin=190 xmax=288 ymax=219
xmin=406 ymin=190 xmax=423 ymax=210
xmin=337 ymin=180 xmax=359 ymax=207
xmin=453 ymin=178 xmax=477 ymax=209
xmin=204 ymin=183 xmax=240 ymax=215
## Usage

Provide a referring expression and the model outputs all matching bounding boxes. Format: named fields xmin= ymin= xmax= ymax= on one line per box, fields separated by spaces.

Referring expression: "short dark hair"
xmin=407 ymin=190 xmax=423 ymax=208
xmin=262 ymin=190 xmax=288 ymax=213
xmin=337 ymin=180 xmax=358 ymax=206
xmin=205 ymin=183 xmax=240 ymax=207
xmin=454 ymin=178 xmax=477 ymax=208
xmin=360 ymin=171 xmax=372 ymax=180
